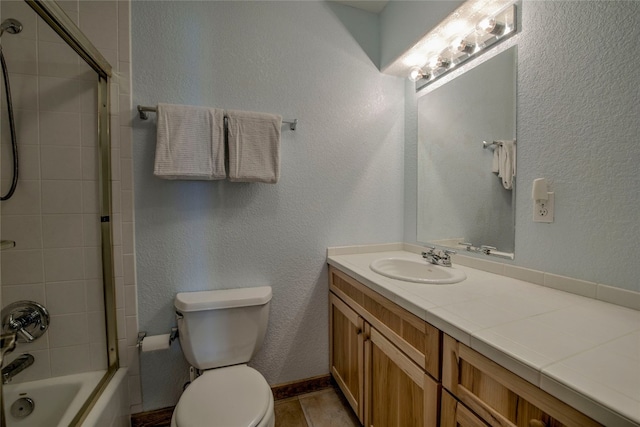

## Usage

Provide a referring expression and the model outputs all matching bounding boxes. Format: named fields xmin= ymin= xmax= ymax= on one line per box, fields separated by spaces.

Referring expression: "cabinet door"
xmin=442 ymin=335 xmax=601 ymax=427
xmin=365 ymin=327 xmax=438 ymax=427
xmin=330 ymin=293 xmax=365 ymax=422
xmin=441 ymin=390 xmax=490 ymax=427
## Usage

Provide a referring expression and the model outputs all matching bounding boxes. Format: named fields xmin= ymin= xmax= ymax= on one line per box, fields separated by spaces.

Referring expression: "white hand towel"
xmin=497 ymin=140 xmax=516 ymax=190
xmin=225 ymin=109 xmax=282 ymax=183
xmin=154 ymin=103 xmax=226 ymax=180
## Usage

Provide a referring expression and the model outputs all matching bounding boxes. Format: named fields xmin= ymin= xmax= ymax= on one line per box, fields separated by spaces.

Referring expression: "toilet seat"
xmin=173 ymin=365 xmax=273 ymax=427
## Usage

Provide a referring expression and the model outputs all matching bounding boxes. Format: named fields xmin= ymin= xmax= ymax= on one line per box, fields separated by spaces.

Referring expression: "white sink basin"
xmin=369 ymin=258 xmax=466 ymax=284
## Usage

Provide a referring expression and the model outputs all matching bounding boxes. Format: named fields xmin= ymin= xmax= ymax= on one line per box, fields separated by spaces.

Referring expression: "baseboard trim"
xmin=271 ymin=374 xmax=333 ymax=400
xmin=130 ymin=374 xmax=333 ymax=426
xmin=131 ymin=406 xmax=174 ymax=427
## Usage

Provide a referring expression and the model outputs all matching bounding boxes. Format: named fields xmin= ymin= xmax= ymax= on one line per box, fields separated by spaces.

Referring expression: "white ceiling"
xmin=331 ymin=0 xmax=390 ymax=14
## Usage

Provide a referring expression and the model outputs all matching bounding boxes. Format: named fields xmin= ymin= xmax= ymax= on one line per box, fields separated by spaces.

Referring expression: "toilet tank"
xmin=174 ymin=286 xmax=272 ymax=370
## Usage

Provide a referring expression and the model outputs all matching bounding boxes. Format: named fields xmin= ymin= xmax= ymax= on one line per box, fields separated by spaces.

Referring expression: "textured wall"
xmin=406 ymin=1 xmax=640 ymax=292
xmin=132 ymin=1 xmax=405 ymax=410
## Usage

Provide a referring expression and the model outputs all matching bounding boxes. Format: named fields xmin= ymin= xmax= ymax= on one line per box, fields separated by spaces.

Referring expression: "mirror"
xmin=417 ymin=46 xmax=517 ymax=257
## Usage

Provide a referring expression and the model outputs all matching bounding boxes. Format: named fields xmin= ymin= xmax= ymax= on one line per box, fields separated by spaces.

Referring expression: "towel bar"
xmin=137 ymin=105 xmax=298 ymax=131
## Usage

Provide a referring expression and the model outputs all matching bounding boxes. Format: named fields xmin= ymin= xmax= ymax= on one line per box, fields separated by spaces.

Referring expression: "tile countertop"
xmin=327 ymin=244 xmax=640 ymax=427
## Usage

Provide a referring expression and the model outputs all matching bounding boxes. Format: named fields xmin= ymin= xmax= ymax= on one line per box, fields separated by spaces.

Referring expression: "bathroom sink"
xmin=369 ymin=258 xmax=466 ymax=284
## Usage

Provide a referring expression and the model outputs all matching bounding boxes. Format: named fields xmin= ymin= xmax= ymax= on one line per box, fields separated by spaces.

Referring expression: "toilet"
xmin=170 ymin=286 xmax=275 ymax=427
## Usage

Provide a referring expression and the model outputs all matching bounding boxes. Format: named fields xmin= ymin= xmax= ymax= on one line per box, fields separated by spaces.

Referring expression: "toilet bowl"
xmin=171 ymin=287 xmax=274 ymax=427
xmin=170 ymin=365 xmax=275 ymax=427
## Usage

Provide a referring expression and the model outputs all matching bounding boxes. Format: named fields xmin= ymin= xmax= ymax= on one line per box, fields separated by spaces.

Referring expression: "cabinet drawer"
xmin=442 ymin=335 xmax=602 ymax=427
xmin=329 ymin=266 xmax=441 ymax=379
xmin=441 ymin=390 xmax=490 ymax=427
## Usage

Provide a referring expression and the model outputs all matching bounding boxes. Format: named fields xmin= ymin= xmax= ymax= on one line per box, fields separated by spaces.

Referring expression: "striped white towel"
xmin=225 ymin=109 xmax=282 ymax=183
xmin=154 ymin=103 xmax=225 ymax=180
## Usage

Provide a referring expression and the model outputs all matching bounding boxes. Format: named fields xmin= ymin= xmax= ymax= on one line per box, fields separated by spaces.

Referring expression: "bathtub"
xmin=3 ymin=368 xmax=129 ymax=426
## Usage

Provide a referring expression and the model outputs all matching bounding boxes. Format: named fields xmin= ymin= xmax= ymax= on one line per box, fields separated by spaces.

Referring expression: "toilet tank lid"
xmin=175 ymin=286 xmax=272 ymax=312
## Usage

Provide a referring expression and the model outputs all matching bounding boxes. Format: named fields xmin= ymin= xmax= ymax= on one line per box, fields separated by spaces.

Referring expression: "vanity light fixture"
xmin=384 ymin=0 xmax=518 ymax=90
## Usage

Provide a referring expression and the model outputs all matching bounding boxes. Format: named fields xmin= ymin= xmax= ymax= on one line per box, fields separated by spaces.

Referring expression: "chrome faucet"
xmin=2 ymin=353 xmax=34 ymax=384
xmin=421 ymin=246 xmax=456 ymax=267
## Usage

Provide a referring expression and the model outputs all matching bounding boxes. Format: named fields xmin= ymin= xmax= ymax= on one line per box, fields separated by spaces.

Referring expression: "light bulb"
xmin=478 ymin=17 xmax=505 ymax=35
xmin=408 ymin=66 xmax=429 ymax=82
xmin=428 ymin=57 xmax=451 ymax=70
xmin=451 ymin=38 xmax=476 ymax=54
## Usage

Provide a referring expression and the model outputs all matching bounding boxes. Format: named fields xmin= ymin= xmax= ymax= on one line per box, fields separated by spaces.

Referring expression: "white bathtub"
xmin=3 ymin=368 xmax=129 ymax=427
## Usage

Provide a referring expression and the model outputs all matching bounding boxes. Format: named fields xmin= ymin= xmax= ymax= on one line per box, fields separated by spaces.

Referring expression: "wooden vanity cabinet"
xmin=329 ymin=266 xmax=441 ymax=427
xmin=441 ymin=335 xmax=602 ymax=427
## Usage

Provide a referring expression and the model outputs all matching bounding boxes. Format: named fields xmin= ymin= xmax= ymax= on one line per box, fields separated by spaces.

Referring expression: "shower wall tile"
xmin=44 ymin=247 xmax=84 ymax=282
xmin=121 ymin=157 xmax=132 ymax=191
xmin=82 ymin=146 xmax=99 ymax=180
xmin=3 ymin=74 xmax=38 ymax=110
xmin=40 ymin=111 xmax=82 ymax=146
xmin=0 ymin=249 xmax=44 ymax=285
xmin=41 ymin=146 xmax=83 ymax=180
xmin=83 ymin=246 xmax=104 ymax=280
xmin=1 ymin=283 xmax=45 ymax=306
xmin=2 ymin=108 xmax=40 ymax=146
xmin=50 ymin=344 xmax=91 ymax=376
xmin=42 ymin=180 xmax=82 ymax=214
xmin=83 ymin=214 xmax=101 ymax=247
xmin=0 ymin=215 xmax=42 ymax=249
xmin=79 ymin=79 xmax=98 ymax=113
xmin=123 ymin=254 xmax=135 ymax=286
xmin=45 ymin=280 xmax=87 ymax=315
xmin=112 ymin=180 xmax=122 ymax=213
xmin=115 ymin=277 xmax=125 ymax=310
xmin=120 ymin=126 xmax=132 ymax=158
xmin=86 ymin=278 xmax=105 ymax=312
xmin=0 ymin=179 xmax=41 ymax=215
xmin=121 ymin=190 xmax=132 ymax=222
xmin=112 ymin=213 xmax=123 ymax=246
xmin=111 ymin=116 xmax=121 ymax=148
xmin=113 ymin=245 xmax=123 ymax=277
xmin=2 ymin=36 xmax=37 ymax=75
xmin=1 ymin=144 xmax=39 ymax=180
xmin=125 ymin=285 xmax=136 ymax=316
xmin=90 ymin=342 xmax=109 ymax=371
xmin=41 ymin=180 xmax=82 ymax=213
xmin=38 ymin=76 xmax=80 ymax=113
xmin=49 ymin=313 xmax=89 ymax=347
xmin=38 ymin=40 xmax=82 ymax=79
xmin=122 ymin=222 xmax=134 ymax=254
xmin=82 ymin=180 xmax=100 ymax=213
xmin=111 ymin=147 xmax=121 ymax=180
xmin=79 ymin=1 xmax=118 ymax=52
xmin=88 ymin=310 xmax=107 ymax=343
xmin=42 ymin=214 xmax=83 ymax=248
xmin=81 ymin=113 xmax=98 ymax=147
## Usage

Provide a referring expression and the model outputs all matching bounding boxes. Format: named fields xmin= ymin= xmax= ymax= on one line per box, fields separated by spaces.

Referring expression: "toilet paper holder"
xmin=136 ymin=327 xmax=179 ymax=349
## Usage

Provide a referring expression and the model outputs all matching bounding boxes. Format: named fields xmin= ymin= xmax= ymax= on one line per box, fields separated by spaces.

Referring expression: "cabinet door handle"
xmin=529 ymin=420 xmax=546 ymax=427
xmin=356 ymin=328 xmax=363 ymax=335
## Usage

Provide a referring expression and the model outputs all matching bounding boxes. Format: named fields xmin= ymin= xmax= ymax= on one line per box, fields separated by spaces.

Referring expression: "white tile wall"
xmin=1 ymin=0 xmax=138 ymax=413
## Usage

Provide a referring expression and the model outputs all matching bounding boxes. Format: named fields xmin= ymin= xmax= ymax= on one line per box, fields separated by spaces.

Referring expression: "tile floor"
xmin=275 ymin=387 xmax=360 ymax=427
